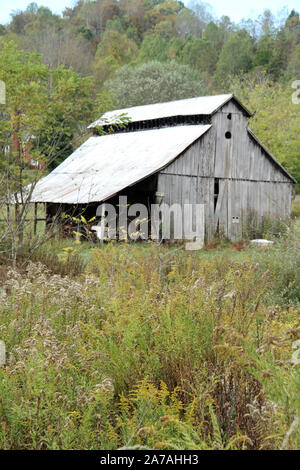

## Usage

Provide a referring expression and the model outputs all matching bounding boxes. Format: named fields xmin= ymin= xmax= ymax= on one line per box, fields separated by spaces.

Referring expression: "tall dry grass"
xmin=0 ymin=235 xmax=299 ymax=449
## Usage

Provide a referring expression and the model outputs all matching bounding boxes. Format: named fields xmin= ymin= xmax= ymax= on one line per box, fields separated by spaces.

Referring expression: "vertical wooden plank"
xmin=33 ymin=203 xmax=38 ymax=236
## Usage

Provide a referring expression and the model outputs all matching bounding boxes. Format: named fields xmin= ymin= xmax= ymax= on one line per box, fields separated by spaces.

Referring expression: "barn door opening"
xmin=214 ymin=179 xmax=219 ymax=211
xmin=214 ymin=178 xmax=220 ymax=234
xmin=104 ymin=174 xmax=158 ymax=240
xmin=214 ymin=179 xmax=227 ymax=238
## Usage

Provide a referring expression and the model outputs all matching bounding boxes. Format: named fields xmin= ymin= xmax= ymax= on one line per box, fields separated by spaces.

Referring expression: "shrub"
xmin=249 ymin=222 xmax=300 ymax=305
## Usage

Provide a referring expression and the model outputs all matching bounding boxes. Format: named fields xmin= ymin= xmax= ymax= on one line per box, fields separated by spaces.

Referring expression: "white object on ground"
xmin=250 ymin=239 xmax=274 ymax=246
xmin=0 ymin=340 xmax=6 ymax=366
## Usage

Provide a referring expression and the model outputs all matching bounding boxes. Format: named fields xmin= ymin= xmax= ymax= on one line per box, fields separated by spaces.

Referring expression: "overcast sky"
xmin=0 ymin=0 xmax=298 ymax=25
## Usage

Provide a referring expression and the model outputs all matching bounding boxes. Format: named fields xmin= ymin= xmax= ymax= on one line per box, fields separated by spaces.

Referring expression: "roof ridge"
xmin=88 ymin=93 xmax=250 ymax=129
xmin=104 ymin=93 xmax=233 ymax=114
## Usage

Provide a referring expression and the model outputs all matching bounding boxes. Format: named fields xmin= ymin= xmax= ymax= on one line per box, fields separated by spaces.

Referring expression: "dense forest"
xmin=0 ymin=1 xmax=300 ymax=186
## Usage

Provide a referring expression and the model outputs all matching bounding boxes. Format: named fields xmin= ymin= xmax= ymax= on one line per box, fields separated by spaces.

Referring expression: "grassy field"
xmin=0 ymin=205 xmax=299 ymax=450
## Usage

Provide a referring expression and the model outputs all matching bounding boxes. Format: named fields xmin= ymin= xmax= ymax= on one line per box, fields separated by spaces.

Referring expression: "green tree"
xmin=288 ymin=43 xmax=300 ymax=78
xmin=254 ymin=37 xmax=274 ymax=68
xmin=217 ymin=15 xmax=234 ymax=46
xmin=284 ymin=9 xmax=300 ymax=47
xmin=0 ymin=40 xmax=95 ymax=253
xmin=203 ymin=21 xmax=223 ymax=52
xmin=0 ymin=40 xmax=49 ymax=251
xmin=39 ymin=67 xmax=94 ymax=169
xmin=153 ymin=19 xmax=175 ymax=39
xmin=93 ymin=30 xmax=138 ymax=86
xmin=145 ymin=0 xmax=183 ymax=30
xmin=266 ymin=31 xmax=289 ymax=81
xmin=215 ymin=30 xmax=254 ymax=85
xmin=105 ymin=60 xmax=205 ymax=107
xmin=179 ymin=36 xmax=217 ymax=74
xmin=137 ymin=33 xmax=170 ymax=62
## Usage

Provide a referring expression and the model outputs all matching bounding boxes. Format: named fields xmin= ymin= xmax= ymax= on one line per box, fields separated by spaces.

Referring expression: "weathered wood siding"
xmin=157 ymin=130 xmax=215 ymax=240
xmin=212 ymin=101 xmax=291 ymax=182
xmin=157 ymin=99 xmax=294 ymax=241
xmin=214 ymin=179 xmax=293 ymax=240
xmin=211 ymin=101 xmax=293 ymax=239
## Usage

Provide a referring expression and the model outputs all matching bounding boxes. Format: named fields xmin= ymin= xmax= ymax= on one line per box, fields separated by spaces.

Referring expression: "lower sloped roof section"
xmin=30 ymin=125 xmax=211 ymax=204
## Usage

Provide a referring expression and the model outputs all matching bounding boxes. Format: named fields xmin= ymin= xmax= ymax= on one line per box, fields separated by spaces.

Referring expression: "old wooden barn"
xmin=29 ymin=93 xmax=296 ymax=242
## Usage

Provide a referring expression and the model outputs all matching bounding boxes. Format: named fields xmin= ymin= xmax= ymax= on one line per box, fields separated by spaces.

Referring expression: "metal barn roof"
xmin=29 ymin=125 xmax=211 ymax=204
xmin=88 ymin=93 xmax=251 ymax=128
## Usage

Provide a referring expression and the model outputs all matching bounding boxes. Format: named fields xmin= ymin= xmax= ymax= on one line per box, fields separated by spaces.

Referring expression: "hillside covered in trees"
xmin=0 ymin=1 xmax=299 ymax=186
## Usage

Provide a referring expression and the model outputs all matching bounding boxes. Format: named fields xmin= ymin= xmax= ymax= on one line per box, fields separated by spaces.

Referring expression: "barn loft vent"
xmin=225 ymin=131 xmax=232 ymax=139
xmin=227 ymin=113 xmax=232 ymax=120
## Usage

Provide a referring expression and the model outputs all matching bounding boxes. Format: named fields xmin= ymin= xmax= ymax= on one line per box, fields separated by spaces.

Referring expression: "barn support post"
xmin=6 ymin=203 xmax=10 ymax=225
xmin=44 ymin=203 xmax=47 ymax=233
xmin=34 ymin=203 xmax=38 ymax=236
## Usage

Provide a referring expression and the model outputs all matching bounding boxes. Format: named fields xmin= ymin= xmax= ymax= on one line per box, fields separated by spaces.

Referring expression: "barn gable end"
xmin=156 ymin=98 xmax=295 ymax=240
xmin=210 ymin=99 xmax=294 ymax=239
